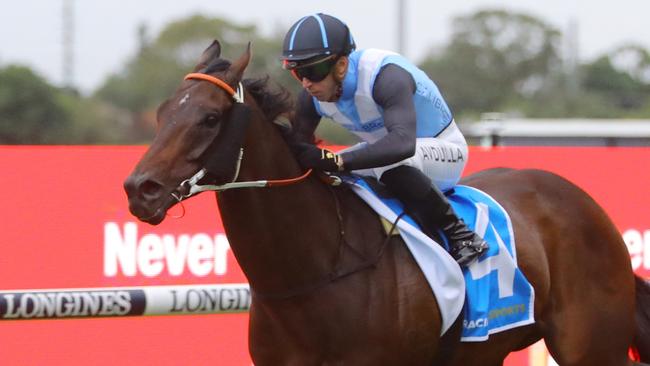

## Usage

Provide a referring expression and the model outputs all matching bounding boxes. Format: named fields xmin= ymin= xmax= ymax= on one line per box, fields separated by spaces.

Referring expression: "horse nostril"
xmin=124 ymin=175 xmax=164 ymax=202
xmin=140 ymin=179 xmax=164 ymax=200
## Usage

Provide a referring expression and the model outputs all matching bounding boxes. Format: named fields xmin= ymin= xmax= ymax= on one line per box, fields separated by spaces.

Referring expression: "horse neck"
xmin=217 ymin=106 xmax=342 ymax=295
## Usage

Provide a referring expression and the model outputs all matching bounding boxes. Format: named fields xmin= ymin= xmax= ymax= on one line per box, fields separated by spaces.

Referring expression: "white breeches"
xmin=344 ymin=121 xmax=468 ymax=192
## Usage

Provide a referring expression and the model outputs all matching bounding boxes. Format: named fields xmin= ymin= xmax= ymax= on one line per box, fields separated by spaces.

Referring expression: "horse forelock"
xmin=201 ymin=57 xmax=293 ymax=123
xmin=203 ymin=58 xmax=232 ymax=74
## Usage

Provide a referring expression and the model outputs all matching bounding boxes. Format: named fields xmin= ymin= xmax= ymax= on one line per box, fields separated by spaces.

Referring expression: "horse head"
xmin=124 ymin=40 xmax=255 ymax=225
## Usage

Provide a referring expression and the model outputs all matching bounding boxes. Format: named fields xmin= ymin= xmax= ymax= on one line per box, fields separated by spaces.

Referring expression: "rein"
xmin=171 ymin=73 xmax=314 ymax=202
xmin=173 ymin=167 xmax=314 ymax=200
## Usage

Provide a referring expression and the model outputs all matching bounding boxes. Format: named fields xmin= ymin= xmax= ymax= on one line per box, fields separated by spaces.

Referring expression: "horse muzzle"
xmin=124 ymin=173 xmax=176 ymax=225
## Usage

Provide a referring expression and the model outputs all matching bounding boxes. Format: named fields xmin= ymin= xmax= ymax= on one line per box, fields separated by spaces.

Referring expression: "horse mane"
xmin=242 ymin=77 xmax=293 ymax=123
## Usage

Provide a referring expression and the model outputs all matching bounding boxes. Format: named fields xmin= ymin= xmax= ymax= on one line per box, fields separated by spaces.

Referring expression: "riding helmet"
xmin=281 ymin=13 xmax=356 ymax=66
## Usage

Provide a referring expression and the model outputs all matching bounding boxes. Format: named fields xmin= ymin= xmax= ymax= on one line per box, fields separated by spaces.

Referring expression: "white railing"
xmin=0 ymin=283 xmax=250 ymax=320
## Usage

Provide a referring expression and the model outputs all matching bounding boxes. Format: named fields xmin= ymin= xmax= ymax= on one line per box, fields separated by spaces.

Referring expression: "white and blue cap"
xmin=281 ymin=13 xmax=356 ymax=65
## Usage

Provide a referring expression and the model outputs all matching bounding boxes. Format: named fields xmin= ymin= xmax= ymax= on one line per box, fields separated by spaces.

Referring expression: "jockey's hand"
xmin=296 ymin=143 xmax=344 ymax=172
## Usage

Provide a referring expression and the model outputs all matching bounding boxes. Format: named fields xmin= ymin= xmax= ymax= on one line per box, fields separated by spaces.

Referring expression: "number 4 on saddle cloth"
xmin=345 ymin=176 xmax=535 ymax=342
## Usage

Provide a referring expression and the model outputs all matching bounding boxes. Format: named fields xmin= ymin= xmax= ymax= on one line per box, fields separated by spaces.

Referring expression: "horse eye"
xmin=201 ymin=113 xmax=221 ymax=128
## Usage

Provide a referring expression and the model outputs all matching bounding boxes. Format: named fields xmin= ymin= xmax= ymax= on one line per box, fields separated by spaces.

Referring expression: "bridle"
xmin=184 ymin=73 xmax=245 ymax=103
xmin=170 ymin=72 xmax=314 ymax=203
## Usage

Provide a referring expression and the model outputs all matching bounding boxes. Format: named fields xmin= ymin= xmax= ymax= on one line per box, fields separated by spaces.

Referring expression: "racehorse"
xmin=124 ymin=41 xmax=650 ymax=366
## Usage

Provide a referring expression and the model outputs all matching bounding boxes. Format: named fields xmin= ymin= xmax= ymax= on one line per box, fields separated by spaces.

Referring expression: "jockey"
xmin=280 ymin=13 xmax=488 ymax=266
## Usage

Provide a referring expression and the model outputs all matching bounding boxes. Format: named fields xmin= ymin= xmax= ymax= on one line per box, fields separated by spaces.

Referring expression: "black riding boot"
xmin=420 ymin=184 xmax=489 ymax=265
xmin=381 ymin=166 xmax=488 ymax=266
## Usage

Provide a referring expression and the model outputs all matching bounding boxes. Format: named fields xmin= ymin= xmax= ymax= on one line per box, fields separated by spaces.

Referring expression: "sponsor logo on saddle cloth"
xmin=345 ymin=177 xmax=534 ymax=341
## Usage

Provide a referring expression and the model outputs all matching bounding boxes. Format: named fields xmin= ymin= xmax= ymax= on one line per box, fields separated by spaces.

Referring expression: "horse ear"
xmin=229 ymin=42 xmax=252 ymax=81
xmin=193 ymin=40 xmax=222 ymax=72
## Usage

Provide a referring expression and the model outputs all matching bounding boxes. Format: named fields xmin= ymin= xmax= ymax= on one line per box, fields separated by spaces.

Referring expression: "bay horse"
xmin=124 ymin=41 xmax=650 ymax=366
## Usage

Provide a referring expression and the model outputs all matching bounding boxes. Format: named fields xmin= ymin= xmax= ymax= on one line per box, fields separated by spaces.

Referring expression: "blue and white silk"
xmin=313 ymin=48 xmax=453 ymax=143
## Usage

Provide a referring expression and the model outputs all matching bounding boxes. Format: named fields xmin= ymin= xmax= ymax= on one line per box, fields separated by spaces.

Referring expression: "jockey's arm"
xmin=340 ymin=64 xmax=417 ymax=171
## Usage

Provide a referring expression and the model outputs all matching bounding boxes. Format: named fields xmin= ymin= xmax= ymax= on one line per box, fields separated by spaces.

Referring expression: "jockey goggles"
xmin=283 ymin=55 xmax=338 ymax=82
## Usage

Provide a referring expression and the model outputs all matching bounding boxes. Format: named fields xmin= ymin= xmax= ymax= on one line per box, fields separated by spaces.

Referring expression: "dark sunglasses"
xmin=285 ymin=55 xmax=338 ymax=83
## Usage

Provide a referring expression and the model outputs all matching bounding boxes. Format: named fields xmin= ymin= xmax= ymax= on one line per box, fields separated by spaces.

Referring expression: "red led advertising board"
xmin=0 ymin=146 xmax=648 ymax=365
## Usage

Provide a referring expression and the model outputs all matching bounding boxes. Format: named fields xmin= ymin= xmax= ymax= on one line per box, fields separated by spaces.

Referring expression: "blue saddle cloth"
xmin=348 ymin=178 xmax=534 ymax=341
xmin=448 ymin=185 xmax=534 ymax=341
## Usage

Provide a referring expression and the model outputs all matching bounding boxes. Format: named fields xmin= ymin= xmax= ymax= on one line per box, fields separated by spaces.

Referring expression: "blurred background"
xmin=1 ymin=0 xmax=649 ymax=145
